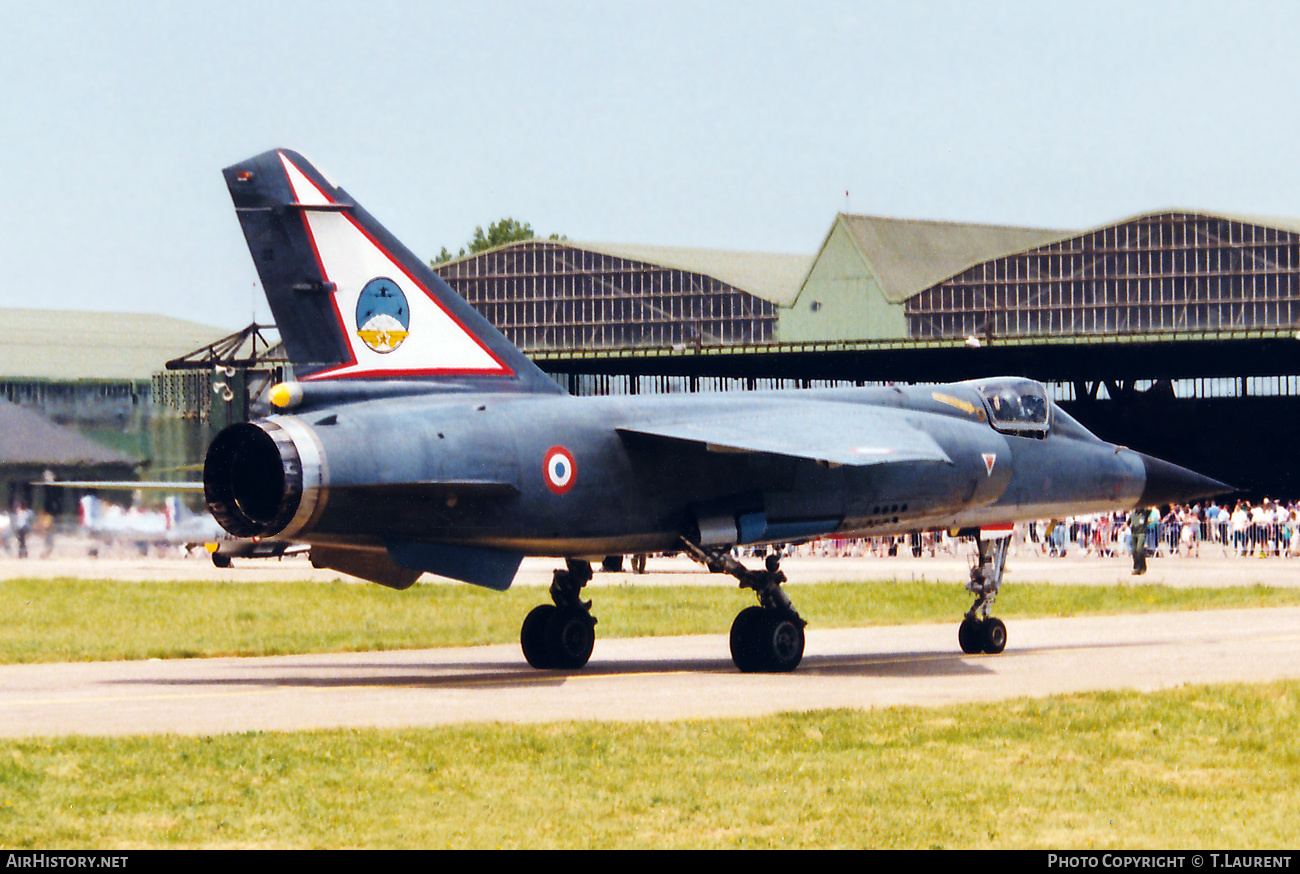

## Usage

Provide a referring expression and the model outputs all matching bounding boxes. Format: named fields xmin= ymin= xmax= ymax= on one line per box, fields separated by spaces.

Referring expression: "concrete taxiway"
xmin=2 ymin=550 xmax=1298 ymax=737
xmin=2 ymin=606 xmax=1298 ymax=737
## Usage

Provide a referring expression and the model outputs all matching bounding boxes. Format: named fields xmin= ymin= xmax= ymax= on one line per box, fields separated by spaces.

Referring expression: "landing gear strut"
xmin=521 ymin=558 xmax=597 ymax=669
xmin=681 ymin=540 xmax=807 ymax=672
xmin=959 ymin=533 xmax=1010 ymax=655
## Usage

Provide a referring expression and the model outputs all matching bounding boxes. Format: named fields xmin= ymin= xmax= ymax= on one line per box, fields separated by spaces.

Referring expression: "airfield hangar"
xmin=434 ymin=211 xmax=1300 ymax=499
xmin=0 ymin=310 xmax=238 ymax=513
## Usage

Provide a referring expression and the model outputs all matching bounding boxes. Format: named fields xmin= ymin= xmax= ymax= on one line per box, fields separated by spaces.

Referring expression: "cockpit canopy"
xmin=971 ymin=378 xmax=1050 ymax=436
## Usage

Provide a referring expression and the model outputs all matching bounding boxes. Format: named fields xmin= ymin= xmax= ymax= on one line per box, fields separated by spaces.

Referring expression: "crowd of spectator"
xmin=784 ymin=499 xmax=1300 ymax=560
xmin=1027 ymin=500 xmax=1300 ymax=559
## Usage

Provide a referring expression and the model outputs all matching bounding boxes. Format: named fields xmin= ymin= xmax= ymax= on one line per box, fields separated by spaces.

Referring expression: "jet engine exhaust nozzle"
xmin=204 ymin=421 xmax=305 ymax=538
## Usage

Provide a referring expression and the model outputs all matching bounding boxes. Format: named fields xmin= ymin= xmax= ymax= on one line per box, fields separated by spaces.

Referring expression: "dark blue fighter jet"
xmin=205 ymin=150 xmax=1228 ymax=673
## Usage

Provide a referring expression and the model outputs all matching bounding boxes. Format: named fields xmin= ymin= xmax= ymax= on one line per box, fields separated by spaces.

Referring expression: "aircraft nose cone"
xmin=1137 ymin=453 xmax=1232 ymax=507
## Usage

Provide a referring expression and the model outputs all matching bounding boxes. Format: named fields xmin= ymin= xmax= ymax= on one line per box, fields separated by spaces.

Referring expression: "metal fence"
xmin=764 ymin=508 xmax=1300 ymax=560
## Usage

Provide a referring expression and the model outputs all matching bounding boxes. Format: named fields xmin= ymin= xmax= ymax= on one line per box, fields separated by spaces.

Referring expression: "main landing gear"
xmin=519 ymin=532 xmax=1008 ymax=672
xmin=521 ymin=558 xmax=598 ymax=669
xmin=520 ymin=546 xmax=805 ymax=673
xmin=959 ymin=533 xmax=1010 ymax=655
xmin=681 ymin=540 xmax=807 ymax=673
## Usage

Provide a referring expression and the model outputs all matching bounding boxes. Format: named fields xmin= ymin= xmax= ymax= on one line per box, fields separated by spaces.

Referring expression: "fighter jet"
xmin=49 ymin=483 xmax=305 ymax=567
xmin=205 ymin=149 xmax=1228 ymax=673
xmin=78 ymin=494 xmax=222 ymax=552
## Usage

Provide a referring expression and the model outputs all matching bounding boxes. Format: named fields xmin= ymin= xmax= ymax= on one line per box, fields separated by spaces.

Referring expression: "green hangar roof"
xmin=572 ymin=241 xmax=812 ymax=307
xmin=781 ymin=213 xmax=1072 ymax=343
xmin=827 ymin=214 xmax=1069 ymax=303
xmin=0 ymin=309 xmax=228 ymax=382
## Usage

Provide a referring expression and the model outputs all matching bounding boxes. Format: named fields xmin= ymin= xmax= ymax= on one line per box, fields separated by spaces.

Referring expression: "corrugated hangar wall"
xmin=435 ymin=240 xmax=782 ymax=352
xmin=436 ymin=212 xmax=1300 ymax=499
xmin=907 ymin=213 xmax=1300 ymax=340
xmin=783 ymin=210 xmax=1300 ymax=346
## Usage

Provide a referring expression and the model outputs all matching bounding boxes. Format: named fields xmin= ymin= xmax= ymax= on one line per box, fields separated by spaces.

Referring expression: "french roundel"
xmin=543 ymin=446 xmax=576 ymax=495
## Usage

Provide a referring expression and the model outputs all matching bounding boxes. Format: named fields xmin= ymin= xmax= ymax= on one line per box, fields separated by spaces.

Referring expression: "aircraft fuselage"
xmin=205 ymin=379 xmax=1148 ymax=561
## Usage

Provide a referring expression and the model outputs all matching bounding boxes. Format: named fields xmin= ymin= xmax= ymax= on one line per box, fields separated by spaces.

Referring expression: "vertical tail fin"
xmin=164 ymin=496 xmax=184 ymax=528
xmin=223 ymin=149 xmax=562 ymax=394
xmin=79 ymin=495 xmax=98 ymax=528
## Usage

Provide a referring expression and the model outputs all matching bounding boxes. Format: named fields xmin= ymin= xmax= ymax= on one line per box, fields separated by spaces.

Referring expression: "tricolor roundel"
xmin=543 ymin=446 xmax=576 ymax=495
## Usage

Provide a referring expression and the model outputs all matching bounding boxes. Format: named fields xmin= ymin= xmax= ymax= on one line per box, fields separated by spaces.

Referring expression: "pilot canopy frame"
xmin=974 ymin=378 xmax=1050 ymax=437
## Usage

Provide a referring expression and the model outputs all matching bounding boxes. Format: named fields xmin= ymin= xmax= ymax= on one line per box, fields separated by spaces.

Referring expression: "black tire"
xmin=729 ymin=606 xmax=768 ymax=673
xmin=731 ymin=607 xmax=805 ymax=673
xmin=601 ymin=555 xmax=624 ymax=572
xmin=545 ymin=607 xmax=596 ymax=669
xmin=760 ymin=612 xmax=805 ymax=673
xmin=521 ymin=604 xmax=557 ymax=669
xmin=958 ymin=617 xmax=983 ymax=654
xmin=211 ymin=553 xmax=232 ymax=569
xmin=981 ymin=617 xmax=1007 ymax=655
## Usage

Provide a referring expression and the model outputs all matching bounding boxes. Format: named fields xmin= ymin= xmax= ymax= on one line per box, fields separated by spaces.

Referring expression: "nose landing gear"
xmin=960 ymin=531 xmax=1011 ymax=655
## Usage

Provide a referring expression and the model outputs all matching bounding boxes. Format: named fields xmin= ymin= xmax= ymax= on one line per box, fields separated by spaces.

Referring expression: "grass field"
xmin=1 ymin=681 xmax=1296 ymax=848
xmin=3 ymin=576 xmax=1300 ymax=664
xmin=4 ymin=578 xmax=1298 ymax=848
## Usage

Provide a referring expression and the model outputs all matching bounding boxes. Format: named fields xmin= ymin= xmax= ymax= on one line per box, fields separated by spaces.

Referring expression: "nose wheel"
xmin=960 ymin=531 xmax=1011 ymax=655
xmin=958 ymin=616 xmax=1007 ymax=654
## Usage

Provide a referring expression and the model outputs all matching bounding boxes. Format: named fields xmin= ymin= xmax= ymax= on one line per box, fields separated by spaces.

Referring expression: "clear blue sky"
xmin=3 ymin=0 xmax=1299 ymax=329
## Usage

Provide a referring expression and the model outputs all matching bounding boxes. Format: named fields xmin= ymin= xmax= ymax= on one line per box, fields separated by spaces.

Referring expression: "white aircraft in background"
xmin=74 ymin=493 xmax=309 ymax=565
xmin=78 ymin=495 xmax=223 ymax=554
xmin=41 ymin=476 xmax=305 ymax=566
xmin=41 ymin=489 xmax=297 ymax=568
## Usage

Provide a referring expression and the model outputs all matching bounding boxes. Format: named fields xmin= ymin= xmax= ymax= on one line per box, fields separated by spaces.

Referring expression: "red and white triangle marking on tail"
xmin=279 ymin=153 xmax=512 ymax=381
